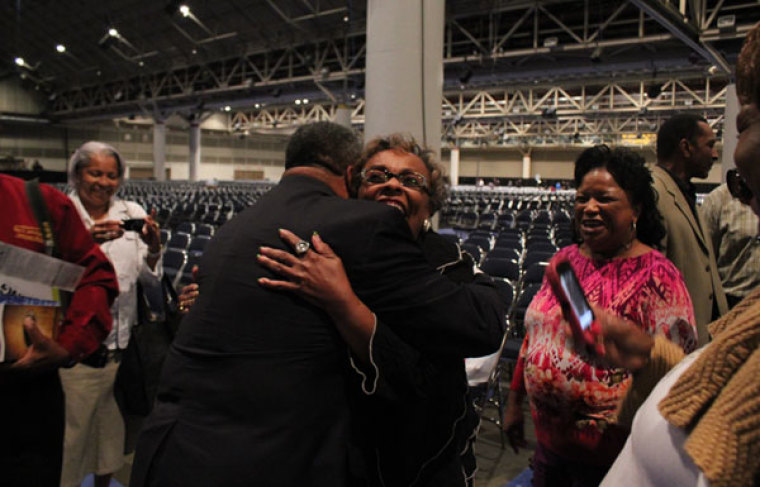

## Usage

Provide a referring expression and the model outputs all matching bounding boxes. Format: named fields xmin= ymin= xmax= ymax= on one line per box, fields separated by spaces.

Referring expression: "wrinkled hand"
xmin=91 ymin=220 xmax=124 ymax=243
xmin=178 ymin=266 xmax=199 ymax=314
xmin=139 ymin=209 xmax=161 ymax=252
xmin=588 ymin=305 xmax=654 ymax=370
xmin=9 ymin=317 xmax=71 ymax=374
xmin=257 ymin=229 xmax=353 ymax=309
xmin=502 ymin=396 xmax=528 ymax=454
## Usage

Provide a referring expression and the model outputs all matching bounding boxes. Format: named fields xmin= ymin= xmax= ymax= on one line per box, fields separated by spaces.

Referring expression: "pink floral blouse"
xmin=510 ymin=245 xmax=696 ymax=465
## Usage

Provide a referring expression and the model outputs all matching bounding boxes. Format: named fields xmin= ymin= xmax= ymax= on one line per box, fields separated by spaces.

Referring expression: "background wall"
xmin=1 ymin=113 xmax=723 ymax=184
xmin=446 ymin=145 xmax=723 ymax=184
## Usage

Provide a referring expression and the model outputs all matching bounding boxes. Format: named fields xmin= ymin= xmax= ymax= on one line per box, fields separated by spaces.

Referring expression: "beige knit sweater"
xmin=619 ymin=288 xmax=760 ymax=487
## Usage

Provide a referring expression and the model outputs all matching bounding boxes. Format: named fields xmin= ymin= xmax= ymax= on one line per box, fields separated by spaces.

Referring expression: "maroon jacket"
xmin=0 ymin=174 xmax=118 ymax=361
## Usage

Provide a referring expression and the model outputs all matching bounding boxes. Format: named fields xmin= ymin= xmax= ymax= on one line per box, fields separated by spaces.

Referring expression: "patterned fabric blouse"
xmin=511 ymin=244 xmax=696 ymax=465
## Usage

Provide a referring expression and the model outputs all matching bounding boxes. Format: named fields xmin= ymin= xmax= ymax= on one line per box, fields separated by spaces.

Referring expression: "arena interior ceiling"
xmin=1 ymin=0 xmax=758 ymax=147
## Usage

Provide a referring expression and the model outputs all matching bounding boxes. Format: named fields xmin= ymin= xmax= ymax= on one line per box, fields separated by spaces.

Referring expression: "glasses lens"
xmin=399 ymin=173 xmax=425 ymax=188
xmin=363 ymin=169 xmax=389 ymax=184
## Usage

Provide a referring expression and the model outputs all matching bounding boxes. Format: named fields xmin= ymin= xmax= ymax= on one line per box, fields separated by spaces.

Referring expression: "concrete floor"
xmin=473 ymin=399 xmax=535 ymax=487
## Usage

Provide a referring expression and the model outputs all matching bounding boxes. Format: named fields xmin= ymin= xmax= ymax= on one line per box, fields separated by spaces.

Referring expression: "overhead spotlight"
xmin=302 ymin=98 xmax=309 ymax=104
xmin=343 ymin=15 xmax=349 ymax=22
xmin=541 ymin=107 xmax=557 ymax=118
xmin=295 ymin=99 xmax=301 ymax=105
xmin=707 ymin=65 xmax=719 ymax=76
xmin=14 ymin=57 xmax=24 ymax=67
xmin=717 ymin=14 xmax=736 ymax=32
xmin=350 ymin=93 xmax=357 ymax=100
xmin=179 ymin=4 xmax=191 ymax=17
xmin=543 ymin=37 xmax=559 ymax=49
xmin=254 ymin=103 xmax=261 ymax=109
xmin=646 ymin=84 xmax=662 ymax=98
xmin=56 ymin=44 xmax=66 ymax=53
xmin=108 ymin=28 xmax=119 ymax=37
xmin=590 ymin=46 xmax=602 ymax=63
xmin=224 ymin=105 xmax=231 ymax=111
xmin=458 ymin=67 xmax=473 ymax=85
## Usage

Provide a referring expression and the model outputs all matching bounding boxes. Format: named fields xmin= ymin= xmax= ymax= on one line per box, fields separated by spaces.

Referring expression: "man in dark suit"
xmin=130 ymin=122 xmax=505 ymax=487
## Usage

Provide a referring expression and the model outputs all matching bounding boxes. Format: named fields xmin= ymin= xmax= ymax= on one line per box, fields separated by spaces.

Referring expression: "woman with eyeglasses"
xmin=258 ymin=134 xmax=490 ymax=487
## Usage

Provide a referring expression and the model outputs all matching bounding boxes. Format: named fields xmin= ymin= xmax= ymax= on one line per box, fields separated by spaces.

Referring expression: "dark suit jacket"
xmin=130 ymin=175 xmax=504 ymax=487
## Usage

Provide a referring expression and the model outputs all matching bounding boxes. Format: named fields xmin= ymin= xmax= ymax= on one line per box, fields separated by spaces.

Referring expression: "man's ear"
xmin=345 ymin=165 xmax=358 ymax=198
xmin=678 ymin=138 xmax=692 ymax=159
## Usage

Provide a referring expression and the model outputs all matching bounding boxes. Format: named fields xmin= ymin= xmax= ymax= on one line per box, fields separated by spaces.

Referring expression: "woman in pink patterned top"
xmin=503 ymin=145 xmax=697 ymax=487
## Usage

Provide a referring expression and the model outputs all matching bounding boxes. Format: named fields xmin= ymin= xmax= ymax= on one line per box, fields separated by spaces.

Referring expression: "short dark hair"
xmin=285 ymin=122 xmax=362 ymax=174
xmin=574 ymin=145 xmax=666 ymax=247
xmin=656 ymin=113 xmax=708 ymax=161
xmin=351 ymin=133 xmax=447 ymax=214
xmin=737 ymin=22 xmax=760 ymax=105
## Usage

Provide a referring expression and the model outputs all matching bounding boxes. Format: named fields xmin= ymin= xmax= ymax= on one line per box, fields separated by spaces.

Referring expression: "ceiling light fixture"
xmin=56 ymin=44 xmax=66 ymax=53
xmin=179 ymin=4 xmax=191 ymax=17
xmin=14 ymin=57 xmax=25 ymax=67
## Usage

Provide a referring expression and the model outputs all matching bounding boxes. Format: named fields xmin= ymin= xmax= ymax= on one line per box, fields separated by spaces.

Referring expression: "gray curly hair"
xmin=351 ymin=134 xmax=448 ymax=214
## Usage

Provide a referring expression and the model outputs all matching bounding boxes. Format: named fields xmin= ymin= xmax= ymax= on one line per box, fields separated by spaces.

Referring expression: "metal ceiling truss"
xmin=46 ymin=0 xmax=755 ymax=122
xmin=50 ymin=37 xmax=366 ymax=118
xmin=229 ymin=77 xmax=727 ymax=148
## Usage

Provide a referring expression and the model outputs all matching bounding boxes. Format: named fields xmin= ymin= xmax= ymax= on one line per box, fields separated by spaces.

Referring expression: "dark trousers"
xmin=530 ymin=442 xmax=610 ymax=487
xmin=0 ymin=371 xmax=65 ymax=487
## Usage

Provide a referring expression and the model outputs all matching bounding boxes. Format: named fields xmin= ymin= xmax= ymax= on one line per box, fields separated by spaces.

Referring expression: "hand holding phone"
xmin=546 ymin=259 xmax=598 ymax=349
xmin=122 ymin=218 xmax=145 ymax=232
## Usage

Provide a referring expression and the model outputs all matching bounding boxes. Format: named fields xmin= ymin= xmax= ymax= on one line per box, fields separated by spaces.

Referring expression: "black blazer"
xmin=130 ymin=175 xmax=504 ymax=487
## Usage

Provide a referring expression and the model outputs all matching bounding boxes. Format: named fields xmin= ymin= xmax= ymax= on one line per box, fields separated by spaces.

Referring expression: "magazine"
xmin=0 ymin=241 xmax=84 ymax=362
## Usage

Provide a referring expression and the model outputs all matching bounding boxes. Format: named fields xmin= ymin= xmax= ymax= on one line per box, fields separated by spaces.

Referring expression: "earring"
xmin=631 ymin=220 xmax=637 ymax=235
xmin=423 ymin=219 xmax=432 ymax=232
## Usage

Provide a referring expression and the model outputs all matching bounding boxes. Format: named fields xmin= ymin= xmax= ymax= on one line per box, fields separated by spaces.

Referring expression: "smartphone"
xmin=122 ymin=218 xmax=145 ymax=232
xmin=546 ymin=259 xmax=597 ymax=348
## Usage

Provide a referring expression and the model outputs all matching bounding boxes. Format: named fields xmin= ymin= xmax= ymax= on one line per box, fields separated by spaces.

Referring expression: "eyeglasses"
xmin=727 ymin=169 xmax=754 ymax=204
xmin=361 ymin=167 xmax=429 ymax=193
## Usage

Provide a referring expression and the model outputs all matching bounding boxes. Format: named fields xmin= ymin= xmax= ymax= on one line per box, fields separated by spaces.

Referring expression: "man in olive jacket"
xmin=652 ymin=113 xmax=728 ymax=345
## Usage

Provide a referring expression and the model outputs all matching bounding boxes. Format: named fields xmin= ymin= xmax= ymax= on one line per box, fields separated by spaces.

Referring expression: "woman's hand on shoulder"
xmin=257 ymin=229 xmax=355 ymax=310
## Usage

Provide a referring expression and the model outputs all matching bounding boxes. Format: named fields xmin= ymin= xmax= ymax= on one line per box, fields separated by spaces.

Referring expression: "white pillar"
xmin=365 ymin=0 xmax=444 ymax=156
xmin=153 ymin=121 xmax=166 ymax=181
xmin=522 ymin=152 xmax=532 ymax=179
xmin=189 ymin=121 xmax=201 ymax=182
xmin=335 ymin=104 xmax=352 ymax=128
xmin=721 ymin=84 xmax=739 ymax=181
xmin=449 ymin=147 xmax=460 ymax=186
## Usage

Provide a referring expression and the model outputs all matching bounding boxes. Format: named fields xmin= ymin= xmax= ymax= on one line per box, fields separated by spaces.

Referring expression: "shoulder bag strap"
xmin=24 ymin=178 xmax=59 ymax=257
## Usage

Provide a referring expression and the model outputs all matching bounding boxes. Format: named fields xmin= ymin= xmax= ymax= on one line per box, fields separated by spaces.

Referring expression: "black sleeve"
xmin=348 ymin=216 xmax=505 ymax=359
